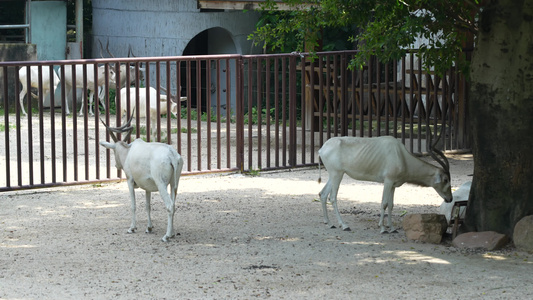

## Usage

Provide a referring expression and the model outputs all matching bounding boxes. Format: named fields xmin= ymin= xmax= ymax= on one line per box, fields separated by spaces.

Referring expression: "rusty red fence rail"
xmin=0 ymin=50 xmax=470 ymax=192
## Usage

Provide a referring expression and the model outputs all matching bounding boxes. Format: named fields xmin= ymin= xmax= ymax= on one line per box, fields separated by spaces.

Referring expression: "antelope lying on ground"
xmin=99 ymin=114 xmax=184 ymax=242
xmin=119 ymin=86 xmax=183 ymax=140
xmin=18 ymin=66 xmax=60 ymax=116
xmin=318 ymin=135 xmax=452 ymax=233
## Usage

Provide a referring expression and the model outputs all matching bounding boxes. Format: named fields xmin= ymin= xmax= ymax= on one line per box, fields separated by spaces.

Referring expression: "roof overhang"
xmin=197 ymin=1 xmax=313 ymax=11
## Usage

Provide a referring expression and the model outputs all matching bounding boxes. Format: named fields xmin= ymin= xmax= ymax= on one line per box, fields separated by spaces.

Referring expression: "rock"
xmin=513 ymin=215 xmax=533 ymax=252
xmin=403 ymin=214 xmax=448 ymax=244
xmin=439 ymin=181 xmax=471 ymax=223
xmin=452 ymin=231 xmax=509 ymax=251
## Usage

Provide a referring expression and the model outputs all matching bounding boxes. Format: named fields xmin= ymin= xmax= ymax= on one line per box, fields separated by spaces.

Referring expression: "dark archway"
xmin=182 ymin=27 xmax=236 ymax=112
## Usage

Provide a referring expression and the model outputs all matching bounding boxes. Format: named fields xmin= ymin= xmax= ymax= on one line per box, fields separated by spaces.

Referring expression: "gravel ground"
xmin=1 ymin=154 xmax=532 ymax=299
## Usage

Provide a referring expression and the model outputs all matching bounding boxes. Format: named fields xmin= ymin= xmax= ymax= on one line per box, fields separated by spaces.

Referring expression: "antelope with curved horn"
xmin=99 ymin=111 xmax=184 ymax=242
xmin=317 ymin=127 xmax=452 ymax=233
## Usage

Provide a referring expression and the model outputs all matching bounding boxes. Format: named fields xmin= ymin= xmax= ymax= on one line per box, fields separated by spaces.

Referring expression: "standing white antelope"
xmin=99 ymin=114 xmax=184 ymax=242
xmin=318 ymin=134 xmax=452 ymax=233
xmin=61 ymin=64 xmax=116 ymax=116
xmin=18 ymin=66 xmax=60 ymax=116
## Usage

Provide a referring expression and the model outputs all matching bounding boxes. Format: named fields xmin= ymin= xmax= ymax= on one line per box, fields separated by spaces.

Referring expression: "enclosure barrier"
xmin=0 ymin=50 xmax=470 ymax=192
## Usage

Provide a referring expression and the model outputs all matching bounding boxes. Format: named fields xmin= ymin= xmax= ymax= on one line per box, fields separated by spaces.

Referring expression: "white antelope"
xmin=318 ymin=134 xmax=452 ymax=233
xmin=62 ymin=64 xmax=116 ymax=116
xmin=119 ymin=86 xmax=183 ymax=140
xmin=98 ymin=39 xmax=145 ymax=89
xmin=99 ymin=114 xmax=184 ymax=242
xmin=18 ymin=66 xmax=60 ymax=116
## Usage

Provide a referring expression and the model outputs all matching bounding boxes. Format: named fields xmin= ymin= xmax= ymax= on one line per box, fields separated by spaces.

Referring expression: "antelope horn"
xmin=97 ymin=39 xmax=105 ymax=58
xmin=105 ymin=39 xmax=116 ymax=58
xmin=100 ymin=109 xmax=136 ymax=143
xmin=100 ymin=118 xmax=119 ymax=143
xmin=128 ymin=45 xmax=137 ymax=58
xmin=428 ymin=124 xmax=450 ymax=175
xmin=159 ymin=86 xmax=178 ymax=103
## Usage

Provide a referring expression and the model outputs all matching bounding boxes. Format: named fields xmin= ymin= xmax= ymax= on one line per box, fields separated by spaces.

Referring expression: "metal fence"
xmin=0 ymin=50 xmax=470 ymax=192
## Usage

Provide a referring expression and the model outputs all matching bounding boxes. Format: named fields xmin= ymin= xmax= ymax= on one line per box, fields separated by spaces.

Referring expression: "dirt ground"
xmin=1 ymin=153 xmax=532 ymax=299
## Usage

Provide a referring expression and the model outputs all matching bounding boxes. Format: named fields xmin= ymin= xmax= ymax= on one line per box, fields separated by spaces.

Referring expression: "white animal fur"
xmin=62 ymin=64 xmax=116 ymax=116
xmin=99 ymin=119 xmax=184 ymax=242
xmin=318 ymin=136 xmax=452 ymax=233
xmin=119 ymin=87 xmax=179 ymax=140
xmin=18 ymin=66 xmax=60 ymax=116
xmin=440 ymin=181 xmax=470 ymax=223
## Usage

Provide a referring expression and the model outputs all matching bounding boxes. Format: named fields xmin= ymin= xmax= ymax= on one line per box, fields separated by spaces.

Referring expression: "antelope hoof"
xmin=380 ymin=228 xmax=388 ymax=234
xmin=342 ymin=226 xmax=351 ymax=231
xmin=389 ymin=228 xmax=398 ymax=234
xmin=128 ymin=227 xmax=137 ymax=234
xmin=161 ymin=234 xmax=173 ymax=242
xmin=145 ymin=227 xmax=153 ymax=233
xmin=329 ymin=225 xmax=337 ymax=229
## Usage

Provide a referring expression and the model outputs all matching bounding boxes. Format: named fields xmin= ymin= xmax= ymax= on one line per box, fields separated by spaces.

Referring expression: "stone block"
xmin=403 ymin=213 xmax=448 ymax=244
xmin=452 ymin=231 xmax=509 ymax=251
xmin=513 ymin=215 xmax=533 ymax=253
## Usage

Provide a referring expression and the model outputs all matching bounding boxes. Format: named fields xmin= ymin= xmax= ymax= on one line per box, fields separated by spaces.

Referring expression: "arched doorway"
xmin=182 ymin=27 xmax=237 ymax=114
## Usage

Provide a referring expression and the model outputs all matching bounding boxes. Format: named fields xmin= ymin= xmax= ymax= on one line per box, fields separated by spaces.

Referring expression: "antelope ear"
xmin=100 ymin=141 xmax=116 ymax=150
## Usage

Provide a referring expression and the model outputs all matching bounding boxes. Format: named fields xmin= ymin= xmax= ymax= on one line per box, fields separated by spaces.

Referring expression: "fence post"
xmin=236 ymin=56 xmax=245 ymax=172
xmin=288 ymin=54 xmax=298 ymax=167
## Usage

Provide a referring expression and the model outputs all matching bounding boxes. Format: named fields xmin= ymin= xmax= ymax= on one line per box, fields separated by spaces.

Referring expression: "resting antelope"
xmin=318 ymin=133 xmax=452 ymax=233
xmin=99 ymin=113 xmax=184 ymax=242
xmin=118 ymin=86 xmax=183 ymax=140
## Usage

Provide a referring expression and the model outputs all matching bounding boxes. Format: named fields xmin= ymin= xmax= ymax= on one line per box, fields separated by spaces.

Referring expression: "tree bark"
xmin=466 ymin=0 xmax=533 ymax=237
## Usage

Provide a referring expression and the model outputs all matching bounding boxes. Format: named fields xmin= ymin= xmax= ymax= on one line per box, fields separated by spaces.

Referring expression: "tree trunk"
xmin=466 ymin=0 xmax=533 ymax=237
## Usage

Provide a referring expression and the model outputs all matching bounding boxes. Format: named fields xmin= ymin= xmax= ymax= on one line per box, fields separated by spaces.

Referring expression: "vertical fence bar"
xmin=206 ymin=59 xmax=212 ymax=170
xmin=367 ymin=57 xmax=373 ymax=137
xmin=26 ymin=66 xmax=35 ymax=186
xmin=165 ymin=61 xmax=172 ymax=146
xmin=299 ymin=55 xmax=306 ymax=164
xmin=83 ymin=64 xmax=89 ymax=181
xmin=340 ymin=52 xmax=348 ymax=137
xmin=417 ymin=57 xmax=423 ymax=153
xmin=288 ymin=54 xmax=297 ymax=167
xmin=156 ymin=61 xmax=162 ymax=142
xmin=236 ymin=56 xmax=245 ymax=172
xmin=350 ymin=54 xmax=357 ymax=137
xmin=71 ymin=65 xmax=79 ymax=182
xmin=225 ymin=58 xmax=233 ymax=169
xmin=318 ymin=55 xmax=325 ymax=144
xmin=274 ymin=57 xmax=280 ymax=167
xmin=215 ymin=59 xmax=222 ymax=169
xmin=2 ymin=66 xmax=10 ymax=188
xmin=265 ymin=57 xmax=272 ymax=168
xmin=94 ymin=63 xmax=102 ymax=181
xmin=401 ymin=56 xmax=407 ymax=144
xmin=15 ymin=67 xmax=22 ymax=186
xmin=176 ymin=60 xmax=182 ymax=155
xmin=371 ymin=58 xmax=381 ymax=136
xmin=38 ymin=66 xmax=46 ymax=184
xmin=384 ymin=61 xmax=390 ymax=135
xmin=186 ymin=60 xmax=192 ymax=171
xmin=256 ymin=57 xmax=262 ymax=169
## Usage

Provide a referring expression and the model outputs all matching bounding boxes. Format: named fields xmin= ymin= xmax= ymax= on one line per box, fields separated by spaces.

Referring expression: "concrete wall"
xmin=91 ymin=0 xmax=261 ymax=114
xmin=92 ymin=0 xmax=260 ymax=58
